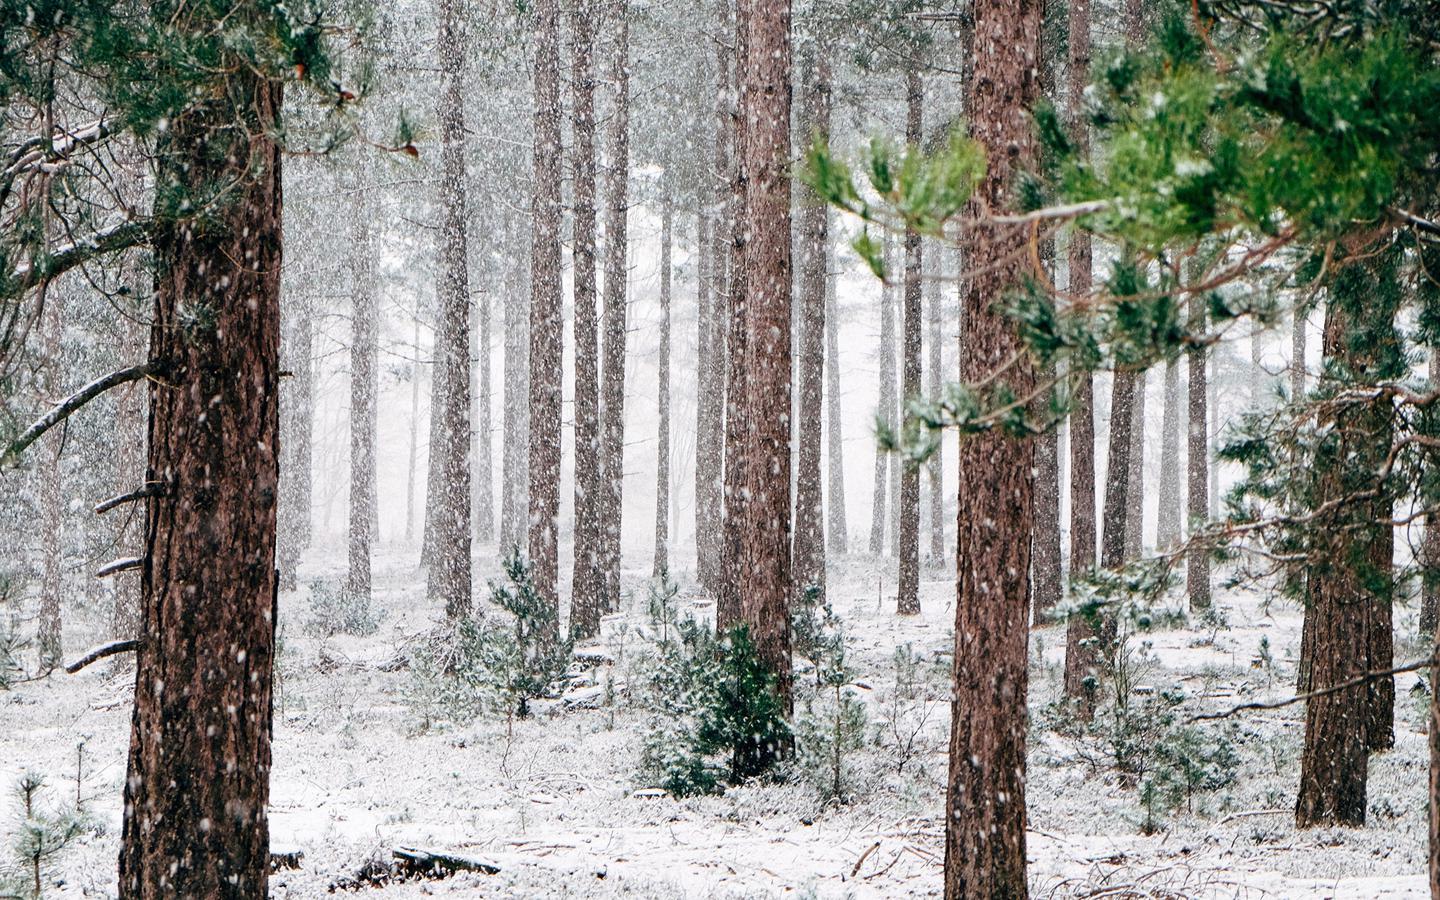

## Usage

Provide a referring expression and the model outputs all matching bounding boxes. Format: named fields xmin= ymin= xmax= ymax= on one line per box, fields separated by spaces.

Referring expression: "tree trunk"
xmin=501 ymin=227 xmax=530 ymax=553
xmin=736 ymin=0 xmax=793 ymax=719
xmin=653 ymin=193 xmax=673 ymax=579
xmin=793 ymin=57 xmax=830 ymax=604
xmin=599 ymin=2 xmax=632 ymax=614
xmin=279 ymin=289 xmax=313 ymax=591
xmin=1424 ymin=347 xmax=1440 ymax=637
xmin=428 ymin=0 xmax=473 ymax=618
xmin=1156 ymin=356 xmax=1181 ymax=549
xmin=1296 ymin=258 xmax=1402 ymax=827
xmin=528 ymin=0 xmax=564 ymax=612
xmin=826 ymin=234 xmax=848 ymax=555
xmin=926 ymin=255 xmax=944 ymax=563
xmin=1430 ymin=638 xmax=1440 ymax=898
xmin=570 ymin=0 xmax=603 ymax=637
xmin=35 ymin=282 xmax=65 ymax=667
xmin=718 ymin=0 xmax=746 ymax=631
xmin=944 ymin=0 xmax=1039 ymax=892
xmin=1292 ymin=306 xmax=1308 ymax=400
xmin=1124 ymin=369 xmax=1145 ymax=559
xmin=347 ymin=186 xmax=377 ymax=609
xmin=1186 ymin=295 xmax=1211 ymax=610
xmin=118 ymin=70 xmax=282 ymax=899
xmin=112 ymin=275 xmax=147 ymax=642
xmin=404 ymin=316 xmax=422 ymax=544
xmin=1065 ymin=0 xmax=1095 ymax=576
xmin=473 ymin=270 xmax=494 ymax=545
xmin=870 ymin=234 xmax=897 ymax=557
xmin=1031 ymin=365 xmax=1062 ymax=621
xmin=897 ymin=65 xmax=924 ymax=617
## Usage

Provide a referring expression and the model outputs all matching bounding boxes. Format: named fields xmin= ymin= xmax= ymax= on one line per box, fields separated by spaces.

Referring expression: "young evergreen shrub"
xmin=637 ymin=623 xmax=791 ymax=796
xmin=1 ymin=772 xmax=87 ymax=899
xmin=409 ymin=550 xmax=574 ymax=724
xmin=305 ymin=578 xmax=380 ymax=638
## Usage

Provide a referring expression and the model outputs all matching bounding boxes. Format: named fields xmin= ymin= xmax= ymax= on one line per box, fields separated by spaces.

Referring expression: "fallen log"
xmin=392 ymin=846 xmax=502 ymax=877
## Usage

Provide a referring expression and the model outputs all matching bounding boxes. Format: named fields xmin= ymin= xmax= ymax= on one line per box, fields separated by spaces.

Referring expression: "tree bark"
xmin=35 ymin=282 xmax=65 ymax=666
xmin=926 ymin=256 xmax=944 ymax=563
xmin=1124 ymin=369 xmax=1145 ymax=559
xmin=944 ymin=0 xmax=1039 ymax=892
xmin=501 ymin=227 xmax=530 ymax=552
xmin=897 ymin=66 xmax=924 ymax=617
xmin=718 ymin=0 xmax=746 ymax=631
xmin=1186 ymin=296 xmax=1211 ymax=610
xmin=428 ymin=0 xmax=473 ymax=618
xmin=404 ymin=316 xmax=422 ymax=544
xmin=653 ymin=193 xmax=673 ymax=579
xmin=1065 ymin=0 xmax=1096 ymax=574
xmin=870 ymin=233 xmax=897 ymax=557
xmin=598 ymin=2 xmax=632 ymax=614
xmin=473 ymin=268 xmax=494 ymax=544
xmin=118 ymin=68 xmax=283 ymax=900
xmin=793 ymin=57 xmax=831 ymax=605
xmin=347 ymin=186 xmax=377 ymax=609
xmin=1430 ymin=638 xmax=1440 ymax=898
xmin=112 ymin=273 xmax=147 ymax=642
xmin=1424 ymin=346 xmax=1440 ymax=637
xmin=570 ymin=0 xmax=603 ymax=637
xmin=528 ymin=0 xmax=564 ymax=612
xmin=1156 ymin=356 xmax=1181 ymax=549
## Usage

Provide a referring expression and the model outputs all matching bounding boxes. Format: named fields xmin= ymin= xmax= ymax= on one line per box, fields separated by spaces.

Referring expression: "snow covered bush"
xmin=305 ymin=578 xmax=379 ymax=638
xmin=0 ymin=772 xmax=87 ymax=899
xmin=637 ymin=623 xmax=791 ymax=797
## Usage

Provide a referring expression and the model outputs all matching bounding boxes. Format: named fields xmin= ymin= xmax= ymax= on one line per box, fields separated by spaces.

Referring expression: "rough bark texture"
xmin=870 ymin=233 xmax=897 ymax=557
xmin=279 ymin=292 xmax=313 ymax=590
xmin=599 ymin=2 xmax=632 ymax=614
xmin=1156 ymin=356 xmax=1181 ymax=549
xmin=404 ymin=316 xmax=421 ymax=543
xmin=473 ymin=269 xmax=493 ymax=544
xmin=501 ymin=231 xmax=531 ymax=552
xmin=1430 ymin=641 xmax=1440 ymax=898
xmin=825 ymin=242 xmax=848 ymax=555
xmin=570 ymin=0 xmax=603 ymax=637
xmin=943 ymin=0 xmax=1039 ymax=892
xmin=1424 ymin=346 xmax=1440 ymax=637
xmin=718 ymin=0 xmax=746 ymax=632
xmin=736 ymin=0 xmax=793 ymax=714
xmin=1031 ymin=370 xmax=1062 ymax=622
xmin=36 ymin=283 xmax=65 ymax=666
xmin=926 ymin=260 xmax=944 ymax=563
xmin=428 ymin=0 xmax=473 ymax=618
xmin=347 ymin=187 xmax=377 ymax=609
xmin=118 ymin=70 xmax=282 ymax=900
xmin=653 ymin=194 xmax=673 ymax=579
xmin=1186 ymin=298 xmax=1211 ymax=610
xmin=897 ymin=66 xmax=924 ymax=616
xmin=528 ymin=0 xmax=564 ymax=611
xmin=1124 ymin=369 xmax=1145 ymax=559
xmin=1292 ymin=306 xmax=1308 ymax=401
xmin=112 ymin=280 xmax=147 ymax=642
xmin=793 ymin=57 xmax=830 ymax=604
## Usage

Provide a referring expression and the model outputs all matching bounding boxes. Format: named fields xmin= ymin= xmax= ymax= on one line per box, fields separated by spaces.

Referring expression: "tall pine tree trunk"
xmin=926 ymin=259 xmax=944 ymax=563
xmin=428 ymin=0 xmax=473 ymax=618
xmin=279 ymin=291 xmax=313 ymax=591
xmin=36 ymin=283 xmax=65 ymax=666
xmin=825 ymin=241 xmax=848 ymax=554
xmin=736 ymin=0 xmax=793 ymax=717
xmin=599 ymin=2 xmax=632 ymax=613
xmin=1186 ymin=297 xmax=1211 ymax=609
xmin=473 ymin=268 xmax=494 ymax=544
xmin=870 ymin=234 xmax=897 ymax=556
xmin=1156 ymin=357 xmax=1181 ymax=549
xmin=1423 ymin=345 xmax=1440 ymax=637
xmin=1124 ymin=369 xmax=1146 ymax=558
xmin=718 ymin=0 xmax=747 ymax=631
xmin=119 ymin=67 xmax=282 ymax=900
xmin=897 ymin=66 xmax=924 ymax=616
xmin=793 ymin=57 xmax=830 ymax=603
xmin=347 ymin=186 xmax=377 ymax=608
xmin=528 ymin=0 xmax=564 ymax=611
xmin=404 ymin=316 xmax=422 ymax=543
xmin=653 ymin=192 xmax=673 ymax=578
xmin=570 ymin=0 xmax=603 ymax=637
xmin=501 ymin=237 xmax=531 ymax=552
xmin=944 ymin=0 xmax=1039 ymax=891
xmin=1065 ymin=0 xmax=1096 ymax=581
xmin=112 ymin=276 xmax=147 ymax=641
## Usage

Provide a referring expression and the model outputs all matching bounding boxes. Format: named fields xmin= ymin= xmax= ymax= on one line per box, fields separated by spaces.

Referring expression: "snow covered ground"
xmin=2 ymin=543 xmax=1430 ymax=898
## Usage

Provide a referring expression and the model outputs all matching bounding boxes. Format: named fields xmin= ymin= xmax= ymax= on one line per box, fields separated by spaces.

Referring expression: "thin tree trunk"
xmin=653 ymin=192 xmax=673 ymax=579
xmin=1208 ymin=349 xmax=1219 ymax=519
xmin=1430 ymin=639 xmax=1440 ymax=898
xmin=1065 ymin=0 xmax=1096 ymax=578
xmin=897 ymin=65 xmax=924 ymax=616
xmin=405 ymin=316 xmax=421 ymax=544
xmin=347 ymin=186 xmax=377 ymax=608
xmin=570 ymin=0 xmax=603 ymax=637
xmin=793 ymin=57 xmax=830 ymax=604
xmin=112 ymin=276 xmax=146 ymax=641
xmin=501 ymin=236 xmax=530 ymax=552
xmin=1424 ymin=347 xmax=1440 ymax=637
xmin=825 ymin=240 xmax=848 ymax=556
xmin=474 ymin=271 xmax=494 ymax=544
xmin=36 ymin=284 xmax=65 ymax=666
xmin=1124 ymin=369 xmax=1145 ymax=559
xmin=1156 ymin=357 xmax=1181 ymax=549
xmin=528 ymin=0 xmax=564 ymax=611
xmin=926 ymin=255 xmax=944 ymax=563
xmin=718 ymin=0 xmax=746 ymax=631
xmin=736 ymin=0 xmax=793 ymax=720
xmin=1292 ymin=306 xmax=1308 ymax=400
xmin=944 ymin=0 xmax=1039 ymax=891
xmin=279 ymin=293 xmax=313 ymax=590
xmin=599 ymin=1 xmax=632 ymax=614
xmin=428 ymin=0 xmax=473 ymax=618
xmin=118 ymin=67 xmax=283 ymax=899
xmin=695 ymin=207 xmax=724 ymax=588
xmin=1186 ymin=296 xmax=1211 ymax=610
xmin=870 ymin=233 xmax=897 ymax=556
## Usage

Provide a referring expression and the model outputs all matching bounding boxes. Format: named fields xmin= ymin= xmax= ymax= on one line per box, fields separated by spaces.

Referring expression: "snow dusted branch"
xmin=96 ymin=557 xmax=143 ymax=578
xmin=64 ymin=639 xmax=141 ymax=675
xmin=0 ymin=361 xmax=157 ymax=470
xmin=1189 ymin=651 xmax=1436 ymax=723
xmin=95 ymin=482 xmax=165 ymax=514
xmin=8 ymin=218 xmax=154 ymax=288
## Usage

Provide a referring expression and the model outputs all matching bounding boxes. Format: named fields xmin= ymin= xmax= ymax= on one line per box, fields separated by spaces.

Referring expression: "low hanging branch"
xmin=1189 ymin=652 xmax=1436 ymax=723
xmin=0 ymin=361 xmax=156 ymax=470
xmin=64 ymin=639 xmax=141 ymax=674
xmin=95 ymin=482 xmax=165 ymax=514
xmin=96 ymin=557 xmax=143 ymax=578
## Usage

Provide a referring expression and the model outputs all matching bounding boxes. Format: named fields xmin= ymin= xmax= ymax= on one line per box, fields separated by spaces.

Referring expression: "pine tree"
xmin=653 ymin=192 xmax=674 ymax=579
xmin=896 ymin=64 xmax=924 ymax=616
xmin=347 ymin=183 xmax=378 ymax=610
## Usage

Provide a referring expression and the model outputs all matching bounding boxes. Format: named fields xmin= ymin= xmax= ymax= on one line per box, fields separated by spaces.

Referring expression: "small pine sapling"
xmin=795 ymin=615 xmax=867 ymax=802
xmin=646 ymin=567 xmax=680 ymax=644
xmin=2 ymin=772 xmax=86 ymax=899
xmin=489 ymin=549 xmax=574 ymax=718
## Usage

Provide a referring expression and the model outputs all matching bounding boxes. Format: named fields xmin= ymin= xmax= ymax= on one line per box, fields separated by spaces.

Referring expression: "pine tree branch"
xmin=1189 ymin=651 xmax=1436 ymax=723
xmin=94 ymin=482 xmax=165 ymax=514
xmin=0 ymin=362 xmax=157 ymax=470
xmin=64 ymin=639 xmax=141 ymax=675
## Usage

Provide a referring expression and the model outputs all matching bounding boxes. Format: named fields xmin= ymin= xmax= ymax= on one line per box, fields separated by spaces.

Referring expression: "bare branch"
xmin=64 ymin=639 xmax=141 ymax=675
xmin=1189 ymin=652 xmax=1435 ymax=723
xmin=96 ymin=557 xmax=144 ymax=578
xmin=95 ymin=482 xmax=165 ymax=514
xmin=0 ymin=361 xmax=156 ymax=470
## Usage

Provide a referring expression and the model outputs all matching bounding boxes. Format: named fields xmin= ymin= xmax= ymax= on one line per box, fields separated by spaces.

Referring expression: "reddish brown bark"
xmin=943 ymin=0 xmax=1040 ymax=893
xmin=118 ymin=74 xmax=283 ymax=899
xmin=897 ymin=65 xmax=924 ymax=617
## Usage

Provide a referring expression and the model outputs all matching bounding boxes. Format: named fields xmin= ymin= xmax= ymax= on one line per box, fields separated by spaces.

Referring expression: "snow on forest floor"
xmin=2 ymin=543 xmax=1431 ymax=898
